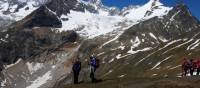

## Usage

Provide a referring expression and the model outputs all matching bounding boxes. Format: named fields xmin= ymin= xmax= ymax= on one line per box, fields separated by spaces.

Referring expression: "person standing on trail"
xmin=188 ymin=59 xmax=195 ymax=76
xmin=182 ymin=58 xmax=189 ymax=76
xmin=89 ymin=55 xmax=100 ymax=83
xmin=72 ymin=58 xmax=81 ymax=84
xmin=196 ymin=59 xmax=200 ymax=75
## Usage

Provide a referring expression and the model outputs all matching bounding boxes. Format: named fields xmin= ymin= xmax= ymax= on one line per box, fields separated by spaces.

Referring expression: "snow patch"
xmin=116 ymin=54 xmax=122 ymax=60
xmin=141 ymin=34 xmax=146 ymax=36
xmin=118 ymin=74 xmax=126 ymax=78
xmin=169 ymin=65 xmax=181 ymax=70
xmin=119 ymin=45 xmax=125 ymax=50
xmin=99 ymin=25 xmax=133 ymax=48
xmin=163 ymin=39 xmax=194 ymax=54
xmin=127 ymin=36 xmax=142 ymax=54
xmin=151 ymin=55 xmax=172 ymax=70
xmin=26 ymin=62 xmax=44 ymax=74
xmin=123 ymin=0 xmax=172 ymax=22
xmin=170 ymin=10 xmax=181 ymax=21
xmin=59 ymin=10 xmax=123 ymax=38
xmin=97 ymin=52 xmax=105 ymax=56
xmin=52 ymin=65 xmax=56 ymax=69
xmin=1 ymin=79 xmax=7 ymax=87
xmin=26 ymin=71 xmax=52 ymax=88
xmin=159 ymin=39 xmax=182 ymax=51
xmin=0 ymin=1 xmax=38 ymax=21
xmin=152 ymin=74 xmax=157 ymax=76
xmin=45 ymin=6 xmax=61 ymax=22
xmin=128 ymin=47 xmax=152 ymax=54
xmin=135 ymin=49 xmax=160 ymax=66
xmin=0 ymin=38 xmax=8 ymax=42
xmin=102 ymin=70 xmax=113 ymax=77
xmin=187 ymin=39 xmax=200 ymax=50
xmin=142 ymin=39 xmax=145 ymax=42
xmin=159 ymin=36 xmax=168 ymax=42
xmin=5 ymin=59 xmax=22 ymax=69
xmin=190 ymin=42 xmax=200 ymax=50
xmin=149 ymin=33 xmax=157 ymax=40
xmin=108 ymin=58 xmax=115 ymax=63
xmin=100 ymin=34 xmax=122 ymax=48
xmin=5 ymin=34 xmax=9 ymax=38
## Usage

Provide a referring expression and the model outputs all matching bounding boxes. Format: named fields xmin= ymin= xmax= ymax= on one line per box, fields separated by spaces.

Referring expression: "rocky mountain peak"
xmin=144 ymin=0 xmax=167 ymax=17
xmin=87 ymin=0 xmax=102 ymax=5
xmin=172 ymin=3 xmax=193 ymax=17
xmin=21 ymin=5 xmax=62 ymax=28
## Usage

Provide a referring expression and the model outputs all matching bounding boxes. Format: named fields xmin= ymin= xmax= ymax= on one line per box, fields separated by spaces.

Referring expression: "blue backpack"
xmin=91 ymin=58 xmax=99 ymax=68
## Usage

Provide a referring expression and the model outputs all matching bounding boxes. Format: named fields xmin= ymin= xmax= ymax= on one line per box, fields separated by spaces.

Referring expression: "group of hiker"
xmin=182 ymin=58 xmax=200 ymax=76
xmin=72 ymin=56 xmax=200 ymax=84
xmin=72 ymin=55 xmax=100 ymax=84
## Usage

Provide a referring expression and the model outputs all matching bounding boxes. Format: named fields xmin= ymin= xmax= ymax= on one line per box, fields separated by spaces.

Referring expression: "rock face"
xmin=121 ymin=4 xmax=199 ymax=41
xmin=45 ymin=0 xmax=109 ymax=16
xmin=0 ymin=2 xmax=80 ymax=87
xmin=22 ymin=5 xmax=62 ymax=28
xmin=46 ymin=0 xmax=78 ymax=16
xmin=0 ymin=24 xmax=78 ymax=71
xmin=0 ymin=2 xmax=75 ymax=70
xmin=0 ymin=18 xmax=14 ymax=31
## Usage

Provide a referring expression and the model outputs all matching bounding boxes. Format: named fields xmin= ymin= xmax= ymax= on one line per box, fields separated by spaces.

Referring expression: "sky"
xmin=101 ymin=0 xmax=200 ymax=20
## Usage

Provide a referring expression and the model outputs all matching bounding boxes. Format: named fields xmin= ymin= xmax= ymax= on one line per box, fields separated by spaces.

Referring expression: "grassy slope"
xmin=61 ymin=76 xmax=200 ymax=88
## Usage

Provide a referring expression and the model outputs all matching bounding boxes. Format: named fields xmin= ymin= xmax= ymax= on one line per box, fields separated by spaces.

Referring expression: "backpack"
xmin=187 ymin=61 xmax=194 ymax=69
xmin=182 ymin=60 xmax=190 ymax=69
xmin=198 ymin=61 xmax=200 ymax=68
xmin=91 ymin=58 xmax=100 ymax=68
xmin=72 ymin=61 xmax=81 ymax=71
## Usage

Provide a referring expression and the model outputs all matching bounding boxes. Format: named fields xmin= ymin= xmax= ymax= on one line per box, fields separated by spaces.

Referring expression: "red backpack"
xmin=197 ymin=60 xmax=200 ymax=68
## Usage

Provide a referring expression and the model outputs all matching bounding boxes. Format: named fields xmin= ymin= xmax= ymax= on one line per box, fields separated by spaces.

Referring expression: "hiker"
xmin=188 ymin=59 xmax=195 ymax=76
xmin=182 ymin=58 xmax=189 ymax=76
xmin=89 ymin=55 xmax=100 ymax=82
xmin=72 ymin=58 xmax=81 ymax=84
xmin=193 ymin=59 xmax=198 ymax=74
xmin=197 ymin=59 xmax=200 ymax=75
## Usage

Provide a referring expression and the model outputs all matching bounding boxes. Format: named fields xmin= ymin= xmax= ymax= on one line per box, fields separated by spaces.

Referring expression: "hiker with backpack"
xmin=196 ymin=59 xmax=200 ymax=75
xmin=72 ymin=58 xmax=81 ymax=84
xmin=188 ymin=59 xmax=195 ymax=76
xmin=182 ymin=58 xmax=189 ymax=76
xmin=89 ymin=55 xmax=100 ymax=83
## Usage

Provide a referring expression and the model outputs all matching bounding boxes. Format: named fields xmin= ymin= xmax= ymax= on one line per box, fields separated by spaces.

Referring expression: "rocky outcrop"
xmin=46 ymin=0 xmax=78 ymax=16
xmin=120 ymin=4 xmax=200 ymax=42
xmin=19 ymin=5 xmax=62 ymax=28
xmin=0 ymin=26 xmax=78 ymax=71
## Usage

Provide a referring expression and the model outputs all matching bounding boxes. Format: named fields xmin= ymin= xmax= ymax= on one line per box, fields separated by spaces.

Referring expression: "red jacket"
xmin=193 ymin=60 xmax=198 ymax=69
xmin=197 ymin=60 xmax=200 ymax=68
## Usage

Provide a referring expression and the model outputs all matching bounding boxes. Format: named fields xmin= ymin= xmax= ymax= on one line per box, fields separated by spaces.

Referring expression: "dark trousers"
xmin=183 ymin=68 xmax=188 ymax=76
xmin=73 ymin=71 xmax=79 ymax=84
xmin=197 ymin=68 xmax=200 ymax=75
xmin=90 ymin=67 xmax=96 ymax=82
xmin=190 ymin=68 xmax=194 ymax=76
